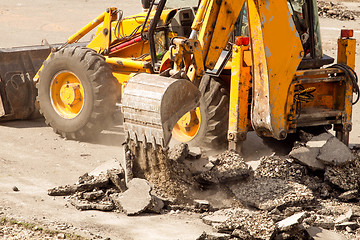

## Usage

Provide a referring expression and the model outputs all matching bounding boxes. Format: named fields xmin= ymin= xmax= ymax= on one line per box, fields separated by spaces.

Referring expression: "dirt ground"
xmin=0 ymin=0 xmax=360 ymax=239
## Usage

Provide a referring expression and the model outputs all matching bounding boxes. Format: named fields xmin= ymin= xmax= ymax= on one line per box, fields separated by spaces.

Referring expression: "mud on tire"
xmin=37 ymin=46 xmax=119 ymax=140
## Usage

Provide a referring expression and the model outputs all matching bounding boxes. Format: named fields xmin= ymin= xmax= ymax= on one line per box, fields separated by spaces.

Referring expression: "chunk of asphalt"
xmin=306 ymin=227 xmax=346 ymax=240
xmin=317 ymin=137 xmax=353 ymax=166
xmin=338 ymin=190 xmax=359 ymax=202
xmin=289 ymin=146 xmax=325 ymax=171
xmin=275 ymin=212 xmax=307 ymax=231
xmin=230 ymin=178 xmax=314 ymax=211
xmin=187 ymin=147 xmax=202 ymax=159
xmin=112 ymin=178 xmax=152 ymax=215
xmin=335 ymin=209 xmax=353 ymax=224
xmin=305 ymin=132 xmax=333 ymax=148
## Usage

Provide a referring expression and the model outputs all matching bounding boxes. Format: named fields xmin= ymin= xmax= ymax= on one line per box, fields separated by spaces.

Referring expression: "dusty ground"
xmin=0 ymin=0 xmax=360 ymax=239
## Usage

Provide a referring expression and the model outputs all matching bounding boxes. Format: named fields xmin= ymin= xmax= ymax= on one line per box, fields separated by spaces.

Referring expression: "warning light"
xmin=235 ymin=36 xmax=250 ymax=46
xmin=341 ymin=29 xmax=354 ymax=38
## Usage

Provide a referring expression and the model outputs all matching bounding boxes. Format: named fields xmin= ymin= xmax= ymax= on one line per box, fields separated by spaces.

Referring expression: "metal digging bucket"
xmin=122 ymin=73 xmax=201 ymax=148
xmin=0 ymin=44 xmax=56 ymax=120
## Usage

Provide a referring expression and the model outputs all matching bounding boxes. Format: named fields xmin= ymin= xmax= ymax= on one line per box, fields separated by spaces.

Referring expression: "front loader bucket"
xmin=122 ymin=73 xmax=201 ymax=147
xmin=0 ymin=44 xmax=57 ymax=120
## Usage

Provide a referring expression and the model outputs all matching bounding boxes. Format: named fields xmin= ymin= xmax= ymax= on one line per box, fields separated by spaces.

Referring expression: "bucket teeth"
xmin=122 ymin=73 xmax=200 ymax=148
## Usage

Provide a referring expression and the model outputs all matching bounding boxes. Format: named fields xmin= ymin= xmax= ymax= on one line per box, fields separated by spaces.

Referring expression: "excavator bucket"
xmin=122 ymin=73 xmax=201 ymax=148
xmin=0 ymin=45 xmax=57 ymax=120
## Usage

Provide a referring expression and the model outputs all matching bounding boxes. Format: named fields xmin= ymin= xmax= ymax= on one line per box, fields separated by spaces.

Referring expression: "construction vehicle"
xmin=122 ymin=0 xmax=359 ymax=152
xmin=0 ymin=1 xmax=200 ymax=139
xmin=0 ymin=0 xmax=358 ymax=152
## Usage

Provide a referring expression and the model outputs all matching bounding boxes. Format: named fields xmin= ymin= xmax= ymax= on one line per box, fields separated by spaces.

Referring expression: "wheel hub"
xmin=50 ymin=71 xmax=85 ymax=119
xmin=59 ymin=83 xmax=81 ymax=106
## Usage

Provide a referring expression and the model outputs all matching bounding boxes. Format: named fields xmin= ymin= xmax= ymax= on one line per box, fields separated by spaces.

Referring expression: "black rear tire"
xmin=37 ymin=46 xmax=118 ymax=140
xmin=189 ymin=75 xmax=229 ymax=148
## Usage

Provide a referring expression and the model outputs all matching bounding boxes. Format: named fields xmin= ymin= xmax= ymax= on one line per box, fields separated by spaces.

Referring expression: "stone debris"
xmin=202 ymin=209 xmax=231 ymax=227
xmin=335 ymin=209 xmax=353 ymax=224
xmin=168 ymin=143 xmax=189 ymax=162
xmin=212 ymin=208 xmax=275 ymax=240
xmin=306 ymin=226 xmax=347 ymax=240
xmin=338 ymin=190 xmax=359 ymax=202
xmin=289 ymin=146 xmax=325 ymax=171
xmin=194 ymin=200 xmax=211 ymax=212
xmin=230 ymin=178 xmax=314 ymax=211
xmin=335 ymin=221 xmax=359 ymax=231
xmin=48 ymin=162 xmax=165 ymax=215
xmin=317 ymin=137 xmax=353 ymax=166
xmin=196 ymin=231 xmax=231 ymax=240
xmin=47 ymin=131 xmax=360 ymax=239
xmin=275 ymin=212 xmax=307 ymax=231
xmin=317 ymin=1 xmax=359 ymax=21
xmin=305 ymin=132 xmax=333 ymax=148
xmin=111 ymin=178 xmax=151 ymax=215
xmin=324 ymin=160 xmax=360 ymax=191
xmin=188 ymin=146 xmax=202 ymax=159
xmin=111 ymin=178 xmax=161 ymax=215
xmin=197 ymin=150 xmax=252 ymax=184
xmin=255 ymin=155 xmax=307 ymax=181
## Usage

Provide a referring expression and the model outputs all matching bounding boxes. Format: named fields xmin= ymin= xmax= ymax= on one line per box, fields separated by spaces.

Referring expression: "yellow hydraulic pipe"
xmin=66 ymin=12 xmax=106 ymax=44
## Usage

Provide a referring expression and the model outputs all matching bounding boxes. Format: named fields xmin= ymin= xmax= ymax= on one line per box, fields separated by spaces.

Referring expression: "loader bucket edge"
xmin=122 ymin=73 xmax=201 ymax=147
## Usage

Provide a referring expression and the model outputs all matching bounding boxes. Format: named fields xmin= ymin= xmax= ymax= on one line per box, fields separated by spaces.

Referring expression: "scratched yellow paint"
xmin=248 ymin=0 xmax=303 ymax=139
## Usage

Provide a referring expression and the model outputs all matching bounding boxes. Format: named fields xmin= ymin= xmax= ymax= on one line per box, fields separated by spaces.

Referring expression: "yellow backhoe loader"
xmin=0 ymin=1 xmax=201 ymax=140
xmin=0 ymin=0 xmax=358 ymax=153
xmin=122 ymin=0 xmax=359 ymax=152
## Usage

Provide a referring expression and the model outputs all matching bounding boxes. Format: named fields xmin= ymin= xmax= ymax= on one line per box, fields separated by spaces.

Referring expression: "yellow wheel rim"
xmin=50 ymin=71 xmax=85 ymax=119
xmin=172 ymin=107 xmax=201 ymax=142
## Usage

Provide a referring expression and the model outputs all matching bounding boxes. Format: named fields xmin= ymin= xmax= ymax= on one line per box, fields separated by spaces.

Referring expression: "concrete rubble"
xmin=197 ymin=150 xmax=252 ymax=184
xmin=49 ymin=134 xmax=360 ymax=239
xmin=48 ymin=160 xmax=165 ymax=215
xmin=317 ymin=1 xmax=359 ymax=20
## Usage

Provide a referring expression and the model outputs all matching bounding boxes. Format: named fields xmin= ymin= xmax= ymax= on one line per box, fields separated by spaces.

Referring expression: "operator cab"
xmin=288 ymin=0 xmax=334 ymax=69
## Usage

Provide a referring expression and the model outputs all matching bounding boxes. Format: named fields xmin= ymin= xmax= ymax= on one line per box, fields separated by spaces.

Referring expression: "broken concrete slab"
xmin=48 ymin=173 xmax=110 ymax=196
xmin=255 ymin=155 xmax=307 ymax=181
xmin=107 ymin=168 xmax=127 ymax=192
xmin=196 ymin=231 xmax=231 ymax=240
xmin=230 ymin=178 xmax=314 ymax=211
xmin=82 ymin=190 xmax=104 ymax=201
xmin=202 ymin=209 xmax=232 ymax=227
xmin=306 ymin=227 xmax=347 ymax=240
xmin=335 ymin=222 xmax=359 ymax=231
xmin=147 ymin=195 xmax=164 ymax=213
xmin=188 ymin=147 xmax=202 ymax=159
xmin=317 ymin=137 xmax=353 ymax=166
xmin=335 ymin=209 xmax=353 ymax=224
xmin=275 ymin=212 xmax=307 ymax=231
xmin=194 ymin=200 xmax=210 ymax=212
xmin=70 ymin=199 xmax=114 ymax=211
xmin=197 ymin=150 xmax=251 ymax=184
xmin=111 ymin=178 xmax=153 ymax=215
xmin=168 ymin=143 xmax=189 ymax=162
xmin=289 ymin=146 xmax=325 ymax=171
xmin=214 ymin=208 xmax=275 ymax=240
xmin=306 ymin=132 xmax=333 ymax=148
xmin=338 ymin=190 xmax=359 ymax=202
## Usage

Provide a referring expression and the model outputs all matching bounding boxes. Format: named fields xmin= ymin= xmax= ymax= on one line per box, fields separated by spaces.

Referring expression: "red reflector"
xmin=235 ymin=36 xmax=249 ymax=46
xmin=341 ymin=29 xmax=354 ymax=38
